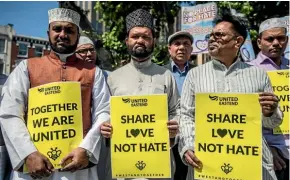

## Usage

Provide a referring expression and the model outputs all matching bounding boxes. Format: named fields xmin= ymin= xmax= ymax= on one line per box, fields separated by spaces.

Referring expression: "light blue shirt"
xmin=171 ymin=61 xmax=190 ymax=95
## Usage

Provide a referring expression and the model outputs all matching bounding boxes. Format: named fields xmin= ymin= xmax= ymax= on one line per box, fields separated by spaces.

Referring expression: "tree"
xmin=94 ymin=1 xmax=181 ymax=67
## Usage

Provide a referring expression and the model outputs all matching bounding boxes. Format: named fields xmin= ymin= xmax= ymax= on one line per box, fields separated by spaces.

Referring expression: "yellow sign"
xmin=110 ymin=95 xmax=171 ymax=179
xmin=195 ymin=93 xmax=262 ymax=180
xmin=267 ymin=70 xmax=290 ymax=134
xmin=26 ymin=82 xmax=83 ymax=169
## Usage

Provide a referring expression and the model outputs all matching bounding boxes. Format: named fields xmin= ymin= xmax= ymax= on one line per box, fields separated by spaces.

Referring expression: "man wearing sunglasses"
xmin=179 ymin=10 xmax=283 ymax=180
xmin=248 ymin=17 xmax=289 ymax=180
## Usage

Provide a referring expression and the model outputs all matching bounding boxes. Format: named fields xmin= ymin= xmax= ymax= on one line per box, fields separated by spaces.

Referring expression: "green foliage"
xmin=93 ymin=1 xmax=289 ymax=67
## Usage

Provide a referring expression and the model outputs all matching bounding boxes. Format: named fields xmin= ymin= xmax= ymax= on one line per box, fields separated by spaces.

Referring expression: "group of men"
xmin=0 ymin=6 xmax=288 ymax=180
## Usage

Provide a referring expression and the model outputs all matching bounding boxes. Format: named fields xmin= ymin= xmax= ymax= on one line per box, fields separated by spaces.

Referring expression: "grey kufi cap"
xmin=126 ymin=9 xmax=154 ymax=33
xmin=168 ymin=31 xmax=194 ymax=45
xmin=78 ymin=36 xmax=94 ymax=47
xmin=48 ymin=8 xmax=80 ymax=28
xmin=259 ymin=17 xmax=287 ymax=34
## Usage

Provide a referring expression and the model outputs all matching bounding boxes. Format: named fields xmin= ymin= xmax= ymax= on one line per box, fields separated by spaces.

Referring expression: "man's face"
xmin=76 ymin=44 xmax=96 ymax=64
xmin=258 ymin=27 xmax=288 ymax=59
xmin=168 ymin=36 xmax=193 ymax=65
xmin=48 ymin=21 xmax=79 ymax=54
xmin=126 ymin=27 xmax=154 ymax=59
xmin=208 ymin=22 xmax=243 ymax=59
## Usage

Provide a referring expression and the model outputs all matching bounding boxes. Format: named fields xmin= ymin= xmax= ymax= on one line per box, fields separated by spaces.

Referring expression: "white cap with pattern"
xmin=259 ymin=17 xmax=287 ymax=34
xmin=78 ymin=36 xmax=94 ymax=47
xmin=48 ymin=8 xmax=80 ymax=28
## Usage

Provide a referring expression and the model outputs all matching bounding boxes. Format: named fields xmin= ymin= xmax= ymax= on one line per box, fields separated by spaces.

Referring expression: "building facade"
xmin=11 ymin=34 xmax=50 ymax=71
xmin=0 ymin=24 xmax=15 ymax=75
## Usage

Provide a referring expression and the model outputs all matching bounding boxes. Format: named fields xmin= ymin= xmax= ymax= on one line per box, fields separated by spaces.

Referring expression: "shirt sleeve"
xmin=0 ymin=60 xmax=37 ymax=170
xmin=79 ymin=67 xmax=110 ymax=164
xmin=178 ymin=71 xmax=195 ymax=165
xmin=261 ymin=72 xmax=283 ymax=128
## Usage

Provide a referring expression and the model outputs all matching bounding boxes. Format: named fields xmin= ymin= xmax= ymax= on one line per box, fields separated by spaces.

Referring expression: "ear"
xmin=235 ymin=36 xmax=244 ymax=49
xmin=125 ymin=37 xmax=128 ymax=47
xmin=47 ymin=30 xmax=50 ymax=38
xmin=257 ymin=38 xmax=262 ymax=49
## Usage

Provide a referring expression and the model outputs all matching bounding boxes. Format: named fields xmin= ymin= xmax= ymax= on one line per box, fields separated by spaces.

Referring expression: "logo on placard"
xmin=135 ymin=160 xmax=146 ymax=170
xmin=38 ymin=86 xmax=61 ymax=95
xmin=122 ymin=97 xmax=148 ymax=107
xmin=209 ymin=95 xmax=239 ymax=106
xmin=221 ymin=163 xmax=233 ymax=174
xmin=47 ymin=147 xmax=62 ymax=161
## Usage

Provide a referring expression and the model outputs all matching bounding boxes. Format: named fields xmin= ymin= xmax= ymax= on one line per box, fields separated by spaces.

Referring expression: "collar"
xmin=171 ymin=59 xmax=189 ymax=72
xmin=130 ymin=56 xmax=152 ymax=69
xmin=256 ymin=52 xmax=289 ymax=69
xmin=49 ymin=51 xmax=77 ymax=63
xmin=212 ymin=57 xmax=241 ymax=71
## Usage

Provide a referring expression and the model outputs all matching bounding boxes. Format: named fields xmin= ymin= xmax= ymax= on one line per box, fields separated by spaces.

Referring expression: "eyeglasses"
xmin=205 ymin=31 xmax=237 ymax=41
xmin=76 ymin=48 xmax=96 ymax=54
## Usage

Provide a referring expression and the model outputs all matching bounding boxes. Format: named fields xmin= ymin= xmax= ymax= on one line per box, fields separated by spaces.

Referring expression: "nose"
xmin=272 ymin=38 xmax=280 ymax=46
xmin=59 ymin=30 xmax=67 ymax=39
xmin=137 ymin=37 xmax=145 ymax=44
xmin=87 ymin=50 xmax=92 ymax=56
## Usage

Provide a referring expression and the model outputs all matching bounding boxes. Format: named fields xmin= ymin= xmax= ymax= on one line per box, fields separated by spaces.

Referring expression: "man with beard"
xmin=248 ymin=18 xmax=289 ymax=180
xmin=100 ymin=9 xmax=180 ymax=180
xmin=0 ymin=8 xmax=110 ymax=180
xmin=179 ymin=10 xmax=283 ymax=180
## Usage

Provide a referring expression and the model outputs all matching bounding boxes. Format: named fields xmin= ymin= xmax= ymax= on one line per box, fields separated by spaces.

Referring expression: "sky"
xmin=0 ymin=1 xmax=58 ymax=39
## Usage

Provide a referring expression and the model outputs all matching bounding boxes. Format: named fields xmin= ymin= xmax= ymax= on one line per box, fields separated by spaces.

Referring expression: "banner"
xmin=110 ymin=95 xmax=171 ymax=178
xmin=26 ymin=82 xmax=83 ymax=169
xmin=267 ymin=70 xmax=290 ymax=134
xmin=181 ymin=3 xmax=217 ymax=54
xmin=195 ymin=93 xmax=262 ymax=180
xmin=280 ymin=16 xmax=289 ymax=60
xmin=240 ymin=31 xmax=256 ymax=61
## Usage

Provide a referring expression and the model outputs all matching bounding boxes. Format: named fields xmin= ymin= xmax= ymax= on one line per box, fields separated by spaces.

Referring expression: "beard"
xmin=49 ymin=37 xmax=78 ymax=54
xmin=128 ymin=43 xmax=154 ymax=58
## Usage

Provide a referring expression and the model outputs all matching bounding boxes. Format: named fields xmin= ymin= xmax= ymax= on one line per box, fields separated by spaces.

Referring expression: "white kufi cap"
xmin=78 ymin=36 xmax=95 ymax=47
xmin=48 ymin=8 xmax=80 ymax=28
xmin=259 ymin=17 xmax=287 ymax=34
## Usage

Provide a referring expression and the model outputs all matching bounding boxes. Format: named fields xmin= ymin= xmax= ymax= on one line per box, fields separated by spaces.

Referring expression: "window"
xmin=35 ymin=46 xmax=43 ymax=57
xmin=0 ymin=39 xmax=5 ymax=53
xmin=18 ymin=43 xmax=28 ymax=56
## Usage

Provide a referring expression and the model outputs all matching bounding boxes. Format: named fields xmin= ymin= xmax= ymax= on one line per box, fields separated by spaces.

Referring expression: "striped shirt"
xmin=179 ymin=58 xmax=283 ymax=180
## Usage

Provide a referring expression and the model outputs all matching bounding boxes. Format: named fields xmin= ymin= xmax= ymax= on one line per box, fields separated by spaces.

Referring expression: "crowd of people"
xmin=0 ymin=7 xmax=289 ymax=180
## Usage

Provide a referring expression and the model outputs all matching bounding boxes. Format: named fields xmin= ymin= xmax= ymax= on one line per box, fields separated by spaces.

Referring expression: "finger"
xmin=259 ymin=96 xmax=278 ymax=102
xmin=102 ymin=123 xmax=112 ymax=127
xmin=100 ymin=126 xmax=112 ymax=131
xmin=275 ymin=155 xmax=286 ymax=169
xmin=187 ymin=151 xmax=202 ymax=167
xmin=62 ymin=161 xmax=77 ymax=171
xmin=184 ymin=153 xmax=199 ymax=168
xmin=274 ymin=159 xmax=283 ymax=171
xmin=101 ymin=131 xmax=112 ymax=136
xmin=167 ymin=125 xmax=179 ymax=130
xmin=259 ymin=101 xmax=277 ymax=107
xmin=60 ymin=153 xmax=74 ymax=166
xmin=167 ymin=120 xmax=178 ymax=125
xmin=44 ymin=158 xmax=54 ymax=171
xmin=259 ymin=92 xmax=275 ymax=97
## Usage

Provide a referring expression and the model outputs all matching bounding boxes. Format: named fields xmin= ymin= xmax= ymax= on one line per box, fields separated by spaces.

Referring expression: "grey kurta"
xmin=179 ymin=59 xmax=283 ymax=180
xmin=0 ymin=60 xmax=110 ymax=180
xmin=107 ymin=59 xmax=180 ymax=180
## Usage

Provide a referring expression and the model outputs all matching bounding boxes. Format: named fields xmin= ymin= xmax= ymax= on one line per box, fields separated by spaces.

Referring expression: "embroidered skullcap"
xmin=126 ymin=9 xmax=154 ymax=33
xmin=259 ymin=17 xmax=287 ymax=34
xmin=78 ymin=36 xmax=94 ymax=47
xmin=48 ymin=8 xmax=80 ymax=28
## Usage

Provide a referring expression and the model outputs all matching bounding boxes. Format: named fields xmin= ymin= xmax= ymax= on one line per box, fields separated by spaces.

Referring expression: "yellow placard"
xmin=110 ymin=95 xmax=171 ymax=179
xmin=194 ymin=93 xmax=262 ymax=180
xmin=267 ymin=70 xmax=290 ymax=134
xmin=26 ymin=82 xmax=83 ymax=169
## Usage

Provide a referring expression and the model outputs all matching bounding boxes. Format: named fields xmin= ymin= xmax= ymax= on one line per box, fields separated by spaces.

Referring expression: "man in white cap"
xmin=100 ymin=9 xmax=180 ymax=180
xmin=248 ymin=17 xmax=289 ymax=180
xmin=76 ymin=36 xmax=97 ymax=64
xmin=0 ymin=8 xmax=110 ymax=180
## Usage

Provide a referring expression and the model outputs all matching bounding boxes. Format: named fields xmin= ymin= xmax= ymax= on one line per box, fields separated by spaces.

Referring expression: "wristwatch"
xmin=86 ymin=150 xmax=93 ymax=159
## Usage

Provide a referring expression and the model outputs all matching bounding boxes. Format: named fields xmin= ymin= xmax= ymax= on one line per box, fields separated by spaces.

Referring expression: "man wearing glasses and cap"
xmin=76 ymin=36 xmax=97 ymax=64
xmin=248 ymin=17 xmax=289 ymax=180
xmin=0 ymin=8 xmax=110 ymax=180
xmin=179 ymin=10 xmax=283 ymax=180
